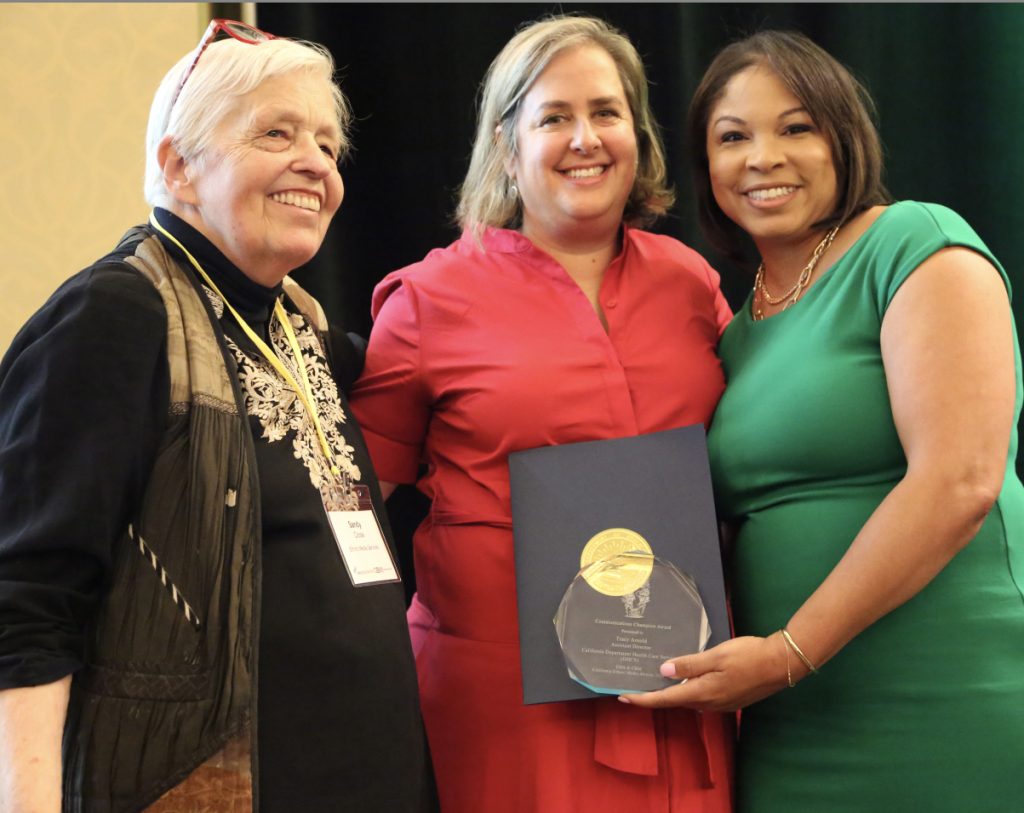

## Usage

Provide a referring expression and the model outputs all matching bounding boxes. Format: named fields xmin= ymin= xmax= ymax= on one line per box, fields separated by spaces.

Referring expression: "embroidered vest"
xmin=61 ymin=226 xmax=329 ymax=813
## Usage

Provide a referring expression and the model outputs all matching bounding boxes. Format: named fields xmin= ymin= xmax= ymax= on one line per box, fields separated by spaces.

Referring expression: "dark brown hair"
xmin=687 ymin=30 xmax=891 ymax=258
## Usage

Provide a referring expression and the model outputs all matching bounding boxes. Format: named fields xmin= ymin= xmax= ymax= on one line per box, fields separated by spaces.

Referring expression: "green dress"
xmin=708 ymin=201 xmax=1024 ymax=812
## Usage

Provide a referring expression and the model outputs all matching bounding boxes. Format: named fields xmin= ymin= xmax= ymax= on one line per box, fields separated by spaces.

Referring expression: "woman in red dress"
xmin=350 ymin=15 xmax=734 ymax=813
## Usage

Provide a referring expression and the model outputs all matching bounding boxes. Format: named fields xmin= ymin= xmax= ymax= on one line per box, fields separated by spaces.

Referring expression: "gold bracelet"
xmin=778 ymin=631 xmax=795 ymax=688
xmin=781 ymin=628 xmax=819 ymax=675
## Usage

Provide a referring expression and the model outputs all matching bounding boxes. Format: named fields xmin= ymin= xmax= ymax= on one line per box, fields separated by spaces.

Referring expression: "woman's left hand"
xmin=620 ymin=633 xmax=793 ymax=712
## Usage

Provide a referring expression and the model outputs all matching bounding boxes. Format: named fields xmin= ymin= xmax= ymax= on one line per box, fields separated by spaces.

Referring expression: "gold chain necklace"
xmin=752 ymin=225 xmax=840 ymax=321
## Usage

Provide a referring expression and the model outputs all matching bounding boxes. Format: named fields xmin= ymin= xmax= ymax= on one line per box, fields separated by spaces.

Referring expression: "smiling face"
xmin=512 ymin=44 xmax=638 ymax=248
xmin=705 ymin=64 xmax=838 ymax=252
xmin=180 ymin=70 xmax=344 ymax=285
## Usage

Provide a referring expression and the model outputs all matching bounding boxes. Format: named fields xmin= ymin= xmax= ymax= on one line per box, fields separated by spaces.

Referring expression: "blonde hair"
xmin=456 ymin=15 xmax=673 ymax=238
xmin=144 ymin=36 xmax=351 ymax=207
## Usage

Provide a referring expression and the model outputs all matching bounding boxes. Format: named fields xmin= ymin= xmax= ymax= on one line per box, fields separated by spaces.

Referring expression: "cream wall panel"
xmin=0 ymin=3 xmax=206 ymax=353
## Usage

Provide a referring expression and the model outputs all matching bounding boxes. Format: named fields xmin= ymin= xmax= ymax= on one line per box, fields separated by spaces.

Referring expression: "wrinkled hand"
xmin=620 ymin=634 xmax=793 ymax=712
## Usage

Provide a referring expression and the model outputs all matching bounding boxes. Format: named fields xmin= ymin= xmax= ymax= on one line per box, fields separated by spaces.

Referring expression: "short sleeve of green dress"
xmin=708 ymin=201 xmax=1024 ymax=812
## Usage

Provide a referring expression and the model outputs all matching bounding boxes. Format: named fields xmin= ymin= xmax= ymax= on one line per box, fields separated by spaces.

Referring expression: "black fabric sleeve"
xmin=0 ymin=264 xmax=169 ymax=689
xmin=325 ymin=325 xmax=367 ymax=396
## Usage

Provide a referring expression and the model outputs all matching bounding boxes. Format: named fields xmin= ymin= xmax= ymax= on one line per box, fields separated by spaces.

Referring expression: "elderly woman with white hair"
xmin=350 ymin=14 xmax=734 ymax=813
xmin=0 ymin=20 xmax=435 ymax=813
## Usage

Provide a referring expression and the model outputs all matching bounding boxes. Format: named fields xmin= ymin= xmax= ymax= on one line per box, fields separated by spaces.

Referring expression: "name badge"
xmin=325 ymin=484 xmax=401 ymax=587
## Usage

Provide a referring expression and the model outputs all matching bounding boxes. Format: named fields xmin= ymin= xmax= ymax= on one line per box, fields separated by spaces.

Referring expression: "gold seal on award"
xmin=579 ymin=528 xmax=654 ymax=596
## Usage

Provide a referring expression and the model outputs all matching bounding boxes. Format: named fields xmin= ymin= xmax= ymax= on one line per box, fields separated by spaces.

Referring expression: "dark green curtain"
xmin=257 ymin=3 xmax=1024 ymax=584
xmin=259 ymin=2 xmax=1024 ymax=330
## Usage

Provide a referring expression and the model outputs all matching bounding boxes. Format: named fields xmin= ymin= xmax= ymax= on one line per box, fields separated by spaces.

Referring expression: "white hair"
xmin=144 ymin=36 xmax=350 ymax=207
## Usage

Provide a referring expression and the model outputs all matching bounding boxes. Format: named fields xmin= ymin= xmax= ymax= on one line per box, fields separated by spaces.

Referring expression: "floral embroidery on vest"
xmin=222 ymin=304 xmax=362 ymax=510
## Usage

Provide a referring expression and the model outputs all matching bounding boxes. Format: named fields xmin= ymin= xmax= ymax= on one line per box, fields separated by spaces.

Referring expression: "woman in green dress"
xmin=624 ymin=30 xmax=1024 ymax=811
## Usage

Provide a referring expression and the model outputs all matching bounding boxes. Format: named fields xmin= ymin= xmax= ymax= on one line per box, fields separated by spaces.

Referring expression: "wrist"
xmin=780 ymin=627 xmax=819 ymax=686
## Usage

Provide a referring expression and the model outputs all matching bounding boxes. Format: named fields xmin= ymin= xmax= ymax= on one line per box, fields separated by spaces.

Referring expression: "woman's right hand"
xmin=619 ymin=633 xmax=796 ymax=712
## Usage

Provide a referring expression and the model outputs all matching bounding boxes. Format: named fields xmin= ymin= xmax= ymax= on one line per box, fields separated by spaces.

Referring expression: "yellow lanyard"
xmin=149 ymin=212 xmax=341 ymax=477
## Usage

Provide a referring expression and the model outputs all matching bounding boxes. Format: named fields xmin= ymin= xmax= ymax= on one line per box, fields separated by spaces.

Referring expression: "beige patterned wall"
xmin=0 ymin=3 xmax=206 ymax=354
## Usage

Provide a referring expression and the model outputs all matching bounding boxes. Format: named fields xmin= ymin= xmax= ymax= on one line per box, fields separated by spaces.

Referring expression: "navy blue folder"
xmin=509 ymin=424 xmax=730 ymax=704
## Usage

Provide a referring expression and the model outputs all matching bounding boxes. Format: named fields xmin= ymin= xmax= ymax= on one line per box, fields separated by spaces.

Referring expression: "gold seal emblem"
xmin=579 ymin=528 xmax=654 ymax=596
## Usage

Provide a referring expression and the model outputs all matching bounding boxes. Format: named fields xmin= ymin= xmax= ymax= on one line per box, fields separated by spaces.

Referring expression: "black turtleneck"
xmin=151 ymin=207 xmax=281 ymax=344
xmin=0 ymin=211 xmax=436 ymax=812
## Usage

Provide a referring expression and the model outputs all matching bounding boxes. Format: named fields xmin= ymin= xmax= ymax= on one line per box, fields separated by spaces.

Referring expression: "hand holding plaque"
xmin=553 ymin=528 xmax=711 ymax=694
xmin=510 ymin=425 xmax=729 ymax=705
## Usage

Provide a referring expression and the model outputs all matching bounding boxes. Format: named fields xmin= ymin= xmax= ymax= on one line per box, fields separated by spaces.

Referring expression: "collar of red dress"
xmin=462 ymin=224 xmax=634 ymax=255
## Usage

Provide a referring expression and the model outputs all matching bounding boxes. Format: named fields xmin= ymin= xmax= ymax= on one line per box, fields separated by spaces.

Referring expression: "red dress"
xmin=350 ymin=226 xmax=734 ymax=813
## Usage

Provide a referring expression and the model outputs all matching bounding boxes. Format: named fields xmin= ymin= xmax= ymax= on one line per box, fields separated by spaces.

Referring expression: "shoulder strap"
xmin=282 ymin=276 xmax=329 ymax=332
xmin=122 ymin=230 xmax=238 ymax=414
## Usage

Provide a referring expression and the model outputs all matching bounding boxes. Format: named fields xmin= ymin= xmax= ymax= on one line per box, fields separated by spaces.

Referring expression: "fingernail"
xmin=659 ymin=662 xmax=676 ymax=678
xmin=617 ymin=695 xmax=632 ymax=704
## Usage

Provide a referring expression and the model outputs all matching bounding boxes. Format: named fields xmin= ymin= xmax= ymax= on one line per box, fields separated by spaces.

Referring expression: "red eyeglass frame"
xmin=169 ymin=18 xmax=277 ymax=113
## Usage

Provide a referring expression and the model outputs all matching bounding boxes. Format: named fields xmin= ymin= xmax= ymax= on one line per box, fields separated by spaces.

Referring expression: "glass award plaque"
xmin=553 ymin=528 xmax=711 ymax=695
